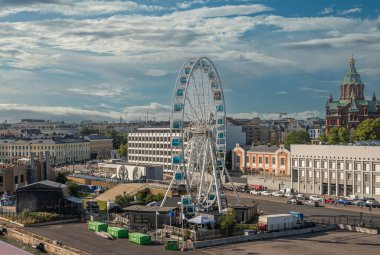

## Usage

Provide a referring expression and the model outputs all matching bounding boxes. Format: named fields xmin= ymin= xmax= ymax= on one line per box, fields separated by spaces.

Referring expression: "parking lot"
xmin=198 ymin=230 xmax=380 ymax=255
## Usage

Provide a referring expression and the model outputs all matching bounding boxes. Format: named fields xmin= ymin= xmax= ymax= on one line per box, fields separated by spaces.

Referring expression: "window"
xmin=375 ymin=164 xmax=380 ymax=172
xmin=0 ymin=176 xmax=3 ymax=186
xmin=364 ymin=163 xmax=370 ymax=171
xmin=356 ymin=174 xmax=361 ymax=181
xmin=339 ymin=172 xmax=344 ymax=180
xmin=272 ymin=157 xmax=276 ymax=165
xmin=301 ymin=170 xmax=305 ymax=177
xmin=265 ymin=157 xmax=269 ymax=164
xmin=292 ymin=159 xmax=298 ymax=167
xmin=15 ymin=176 xmax=18 ymax=184
xmin=347 ymin=173 xmax=352 ymax=181
xmin=331 ymin=172 xmax=336 ymax=179
xmin=364 ymin=174 xmax=370 ymax=182
xmin=21 ymin=175 xmax=24 ymax=183
xmin=356 ymin=186 xmax=361 ymax=193
xmin=259 ymin=157 xmax=262 ymax=164
xmin=316 ymin=171 xmax=320 ymax=178
xmin=280 ymin=158 xmax=285 ymax=166
xmin=300 ymin=160 xmax=305 ymax=167
xmin=314 ymin=160 xmax=320 ymax=168
xmin=252 ymin=156 xmax=256 ymax=164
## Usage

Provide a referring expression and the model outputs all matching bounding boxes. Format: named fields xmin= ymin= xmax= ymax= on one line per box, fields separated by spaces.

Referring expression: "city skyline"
xmin=0 ymin=0 xmax=379 ymax=122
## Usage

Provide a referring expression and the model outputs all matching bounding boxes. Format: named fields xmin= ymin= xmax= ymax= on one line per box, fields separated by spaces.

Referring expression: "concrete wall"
xmin=245 ymin=175 xmax=291 ymax=191
xmin=337 ymin=224 xmax=378 ymax=235
xmin=7 ymin=228 xmax=89 ymax=255
xmin=193 ymin=225 xmax=337 ymax=249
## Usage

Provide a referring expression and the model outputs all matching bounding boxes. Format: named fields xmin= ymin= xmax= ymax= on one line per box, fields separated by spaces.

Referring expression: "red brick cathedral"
xmin=326 ymin=56 xmax=380 ymax=133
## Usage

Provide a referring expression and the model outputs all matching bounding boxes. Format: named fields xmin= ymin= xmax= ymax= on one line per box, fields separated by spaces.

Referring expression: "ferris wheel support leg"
xmin=197 ymin=139 xmax=208 ymax=203
xmin=209 ymin=138 xmax=223 ymax=213
xmin=223 ymin=165 xmax=241 ymax=203
xmin=160 ymin=172 xmax=176 ymax=207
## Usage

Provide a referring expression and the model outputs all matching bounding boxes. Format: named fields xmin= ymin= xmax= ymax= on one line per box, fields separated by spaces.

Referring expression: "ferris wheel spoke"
xmin=190 ymin=73 xmax=206 ymax=122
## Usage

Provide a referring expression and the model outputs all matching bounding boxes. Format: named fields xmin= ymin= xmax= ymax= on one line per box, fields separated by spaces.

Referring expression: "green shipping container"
xmin=107 ymin=227 xmax=128 ymax=238
xmin=88 ymin=221 xmax=108 ymax=232
xmin=129 ymin=233 xmax=151 ymax=245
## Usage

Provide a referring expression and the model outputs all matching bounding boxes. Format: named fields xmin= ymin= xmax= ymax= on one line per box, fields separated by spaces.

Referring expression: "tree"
xmin=220 ymin=208 xmax=237 ymax=237
xmin=67 ymin=182 xmax=79 ymax=197
xmin=118 ymin=144 xmax=128 ymax=158
xmin=284 ymin=130 xmax=311 ymax=146
xmin=79 ymin=127 xmax=98 ymax=136
xmin=115 ymin=194 xmax=132 ymax=208
xmin=135 ymin=190 xmax=147 ymax=204
xmin=352 ymin=118 xmax=380 ymax=141
xmin=55 ymin=172 xmax=68 ymax=184
xmin=326 ymin=126 xmax=350 ymax=144
xmin=319 ymin=134 xmax=328 ymax=143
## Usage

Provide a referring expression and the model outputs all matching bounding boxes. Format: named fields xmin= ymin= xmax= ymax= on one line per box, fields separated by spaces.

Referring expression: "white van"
xmin=345 ymin=195 xmax=359 ymax=201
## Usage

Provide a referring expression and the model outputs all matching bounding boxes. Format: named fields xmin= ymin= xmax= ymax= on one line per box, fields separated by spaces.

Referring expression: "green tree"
xmin=220 ymin=208 xmax=237 ymax=237
xmin=319 ymin=133 xmax=328 ymax=143
xmin=55 ymin=172 xmax=68 ymax=184
xmin=79 ymin=127 xmax=98 ymax=136
xmin=67 ymin=182 xmax=79 ymax=197
xmin=327 ymin=126 xmax=350 ymax=144
xmin=135 ymin=190 xmax=147 ymax=204
xmin=115 ymin=194 xmax=132 ymax=208
xmin=352 ymin=118 xmax=380 ymax=141
xmin=284 ymin=130 xmax=311 ymax=146
xmin=118 ymin=144 xmax=128 ymax=158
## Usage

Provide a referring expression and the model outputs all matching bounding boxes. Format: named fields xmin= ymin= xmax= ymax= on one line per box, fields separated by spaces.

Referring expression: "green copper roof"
xmin=342 ymin=56 xmax=363 ymax=84
xmin=349 ymin=100 xmax=359 ymax=112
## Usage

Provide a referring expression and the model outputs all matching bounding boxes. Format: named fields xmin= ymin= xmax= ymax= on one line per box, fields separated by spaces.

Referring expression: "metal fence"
xmin=309 ymin=214 xmax=380 ymax=229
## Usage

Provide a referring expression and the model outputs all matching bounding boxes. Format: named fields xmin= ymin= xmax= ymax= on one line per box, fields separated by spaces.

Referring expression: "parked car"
xmin=296 ymin=194 xmax=305 ymax=199
xmin=324 ymin=198 xmax=335 ymax=204
xmin=309 ymin=195 xmax=323 ymax=202
xmin=337 ymin=198 xmax=351 ymax=205
xmin=365 ymin=198 xmax=378 ymax=205
xmin=355 ymin=201 xmax=367 ymax=207
xmin=352 ymin=199 xmax=364 ymax=206
xmin=304 ymin=200 xmax=319 ymax=207
xmin=261 ymin=191 xmax=272 ymax=196
xmin=272 ymin=191 xmax=285 ymax=197
xmin=287 ymin=198 xmax=303 ymax=205
xmin=371 ymin=203 xmax=380 ymax=208
xmin=284 ymin=193 xmax=294 ymax=198
xmin=250 ymin=190 xmax=262 ymax=195
xmin=345 ymin=195 xmax=359 ymax=201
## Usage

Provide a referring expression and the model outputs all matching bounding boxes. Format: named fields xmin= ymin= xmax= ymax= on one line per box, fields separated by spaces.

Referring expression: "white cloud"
xmin=299 ymin=87 xmax=328 ymax=93
xmin=338 ymin=7 xmax=362 ymax=15
xmin=276 ymin=91 xmax=288 ymax=95
xmin=144 ymin=69 xmax=169 ymax=77
xmin=229 ymin=111 xmax=321 ymax=120
xmin=321 ymin=7 xmax=334 ymax=15
xmin=67 ymin=87 xmax=125 ymax=97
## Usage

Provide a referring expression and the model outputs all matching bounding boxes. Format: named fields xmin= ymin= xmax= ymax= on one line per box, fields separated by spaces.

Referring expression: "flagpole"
xmin=155 ymin=210 xmax=158 ymax=243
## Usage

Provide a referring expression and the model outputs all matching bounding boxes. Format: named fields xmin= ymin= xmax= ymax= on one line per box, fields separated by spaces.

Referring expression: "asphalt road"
xmin=226 ymin=192 xmax=379 ymax=218
xmin=198 ymin=230 xmax=380 ymax=255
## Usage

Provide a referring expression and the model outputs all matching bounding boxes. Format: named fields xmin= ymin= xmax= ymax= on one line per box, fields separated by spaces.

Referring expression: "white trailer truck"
xmin=258 ymin=214 xmax=295 ymax=231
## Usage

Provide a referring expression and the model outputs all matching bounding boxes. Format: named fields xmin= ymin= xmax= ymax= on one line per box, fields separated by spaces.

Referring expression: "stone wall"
xmin=6 ymin=228 xmax=90 ymax=255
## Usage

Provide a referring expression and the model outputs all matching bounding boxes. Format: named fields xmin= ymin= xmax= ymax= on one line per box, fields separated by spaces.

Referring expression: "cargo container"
xmin=258 ymin=214 xmax=294 ymax=231
xmin=288 ymin=211 xmax=304 ymax=221
xmin=88 ymin=221 xmax=108 ymax=232
xmin=165 ymin=240 xmax=179 ymax=251
xmin=107 ymin=227 xmax=128 ymax=238
xmin=129 ymin=233 xmax=151 ymax=245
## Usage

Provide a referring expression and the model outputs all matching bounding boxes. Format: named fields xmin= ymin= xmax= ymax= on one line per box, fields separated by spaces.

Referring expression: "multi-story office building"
xmin=0 ymin=138 xmax=90 ymax=165
xmin=127 ymin=128 xmax=180 ymax=172
xmin=232 ymin=144 xmax=290 ymax=176
xmin=291 ymin=144 xmax=380 ymax=200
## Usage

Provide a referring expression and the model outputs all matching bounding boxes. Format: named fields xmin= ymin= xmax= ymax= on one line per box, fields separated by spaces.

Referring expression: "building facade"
xmin=225 ymin=117 xmax=246 ymax=152
xmin=85 ymin=135 xmax=113 ymax=159
xmin=0 ymin=163 xmax=28 ymax=194
xmin=0 ymin=138 xmax=90 ymax=165
xmin=291 ymin=144 xmax=380 ymax=200
xmin=232 ymin=144 xmax=291 ymax=176
xmin=326 ymin=57 xmax=380 ymax=133
xmin=127 ymin=128 xmax=181 ymax=172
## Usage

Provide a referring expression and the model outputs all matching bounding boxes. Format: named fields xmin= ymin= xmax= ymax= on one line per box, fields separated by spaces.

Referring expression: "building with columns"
xmin=326 ymin=56 xmax=380 ymax=133
xmin=291 ymin=144 xmax=380 ymax=200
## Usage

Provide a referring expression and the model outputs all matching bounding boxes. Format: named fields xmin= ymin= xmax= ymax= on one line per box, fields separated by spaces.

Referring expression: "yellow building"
xmin=0 ymin=138 xmax=90 ymax=165
xmin=85 ymin=135 xmax=113 ymax=159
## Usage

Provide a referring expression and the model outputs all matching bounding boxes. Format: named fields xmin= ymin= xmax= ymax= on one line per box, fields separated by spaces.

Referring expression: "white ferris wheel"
xmin=161 ymin=57 xmax=240 ymax=214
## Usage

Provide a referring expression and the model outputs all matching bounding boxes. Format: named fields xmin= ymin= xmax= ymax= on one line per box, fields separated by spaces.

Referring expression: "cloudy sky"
xmin=0 ymin=0 xmax=379 ymax=123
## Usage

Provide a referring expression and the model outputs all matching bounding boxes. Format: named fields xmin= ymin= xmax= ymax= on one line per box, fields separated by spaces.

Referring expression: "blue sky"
xmin=0 ymin=0 xmax=379 ymax=122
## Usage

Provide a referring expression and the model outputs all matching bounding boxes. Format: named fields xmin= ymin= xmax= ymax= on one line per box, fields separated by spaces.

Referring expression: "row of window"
xmin=128 ymin=150 xmax=174 ymax=156
xmin=298 ymin=170 xmax=379 ymax=182
xmin=292 ymin=159 xmax=380 ymax=171
xmin=129 ymin=143 xmax=171 ymax=149
xmin=0 ymin=144 xmax=89 ymax=150
xmin=248 ymin=155 xmax=286 ymax=166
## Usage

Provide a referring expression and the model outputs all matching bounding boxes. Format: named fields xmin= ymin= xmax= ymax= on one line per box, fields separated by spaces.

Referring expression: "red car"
xmin=325 ymin=198 xmax=335 ymax=204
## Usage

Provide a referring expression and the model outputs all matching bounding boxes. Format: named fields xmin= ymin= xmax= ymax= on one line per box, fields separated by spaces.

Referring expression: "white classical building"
xmin=127 ymin=128 xmax=181 ymax=172
xmin=291 ymin=144 xmax=380 ymax=200
xmin=0 ymin=138 xmax=90 ymax=165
